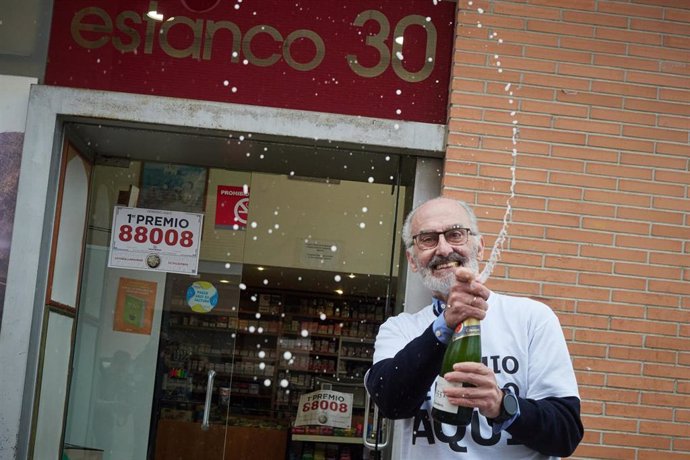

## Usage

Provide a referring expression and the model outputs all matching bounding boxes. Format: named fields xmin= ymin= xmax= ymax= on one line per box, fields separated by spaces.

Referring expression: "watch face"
xmin=504 ymin=393 xmax=519 ymax=416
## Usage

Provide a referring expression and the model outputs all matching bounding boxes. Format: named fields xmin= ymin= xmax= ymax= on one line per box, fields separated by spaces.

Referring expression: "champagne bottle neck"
xmin=452 ymin=318 xmax=481 ymax=338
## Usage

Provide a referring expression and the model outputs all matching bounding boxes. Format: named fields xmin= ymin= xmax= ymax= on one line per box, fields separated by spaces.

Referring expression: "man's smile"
xmin=432 ymin=260 xmax=460 ymax=271
xmin=427 ymin=252 xmax=468 ymax=274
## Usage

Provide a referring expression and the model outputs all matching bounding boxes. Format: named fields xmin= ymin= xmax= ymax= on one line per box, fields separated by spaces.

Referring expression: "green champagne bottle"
xmin=431 ymin=317 xmax=482 ymax=425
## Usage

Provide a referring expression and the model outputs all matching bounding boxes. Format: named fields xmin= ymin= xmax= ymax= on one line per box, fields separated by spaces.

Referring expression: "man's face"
xmin=406 ymin=199 xmax=484 ymax=297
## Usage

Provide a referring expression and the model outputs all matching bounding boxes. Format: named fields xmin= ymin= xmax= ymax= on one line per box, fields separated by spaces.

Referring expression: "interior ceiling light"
xmin=257 ymin=266 xmax=265 ymax=271
xmin=219 ymin=279 xmax=230 ymax=284
xmin=334 ymin=289 xmax=344 ymax=295
xmin=348 ymin=273 xmax=356 ymax=279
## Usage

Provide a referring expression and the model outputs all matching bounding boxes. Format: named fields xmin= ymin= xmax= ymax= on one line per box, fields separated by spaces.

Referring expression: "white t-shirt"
xmin=372 ymin=292 xmax=580 ymax=460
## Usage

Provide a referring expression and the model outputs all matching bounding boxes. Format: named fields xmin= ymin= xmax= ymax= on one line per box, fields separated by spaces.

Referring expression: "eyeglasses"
xmin=411 ymin=226 xmax=474 ymax=250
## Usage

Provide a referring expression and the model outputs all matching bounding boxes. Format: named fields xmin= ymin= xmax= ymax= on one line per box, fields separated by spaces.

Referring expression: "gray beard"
xmin=417 ymin=253 xmax=480 ymax=297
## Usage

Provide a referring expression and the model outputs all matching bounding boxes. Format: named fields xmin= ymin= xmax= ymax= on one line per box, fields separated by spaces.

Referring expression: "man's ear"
xmin=406 ymin=249 xmax=419 ymax=272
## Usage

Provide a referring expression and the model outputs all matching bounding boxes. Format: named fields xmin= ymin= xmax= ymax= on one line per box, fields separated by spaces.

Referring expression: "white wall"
xmin=0 ymin=74 xmax=37 ymax=460
xmin=0 ymin=75 xmax=36 ymax=132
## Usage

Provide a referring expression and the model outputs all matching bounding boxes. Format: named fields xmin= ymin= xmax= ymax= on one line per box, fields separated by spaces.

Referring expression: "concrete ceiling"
xmin=65 ymin=119 xmax=418 ymax=186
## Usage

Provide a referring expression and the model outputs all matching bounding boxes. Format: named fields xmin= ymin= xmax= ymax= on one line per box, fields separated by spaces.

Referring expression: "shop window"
xmin=62 ymin=121 xmax=413 ymax=460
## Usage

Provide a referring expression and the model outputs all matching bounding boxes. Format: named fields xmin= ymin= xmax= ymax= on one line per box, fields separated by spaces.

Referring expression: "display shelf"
xmin=183 ymin=370 xmax=234 ymax=380
xmin=230 ymin=393 xmax=272 ymax=399
xmin=285 ymin=312 xmax=373 ymax=322
xmin=170 ymin=324 xmax=235 ymax=333
xmin=233 ymin=372 xmax=275 ymax=379
xmin=281 ymin=330 xmax=340 ymax=339
xmin=237 ymin=309 xmax=282 ymax=316
xmin=235 ymin=356 xmax=274 ymax=362
xmin=234 ymin=329 xmax=280 ymax=337
xmin=328 ymin=375 xmax=366 ymax=384
xmin=157 ymin=286 xmax=385 ymax=434
xmin=340 ymin=336 xmax=375 ymax=344
xmin=339 ymin=356 xmax=372 ymax=362
xmin=191 ymin=353 xmax=235 ymax=360
xmin=279 ymin=349 xmax=339 ymax=358
xmin=278 ymin=367 xmax=338 ymax=374
xmin=291 ymin=435 xmax=363 ymax=445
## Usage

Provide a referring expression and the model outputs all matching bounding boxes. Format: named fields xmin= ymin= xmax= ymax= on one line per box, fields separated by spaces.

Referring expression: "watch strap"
xmin=488 ymin=387 xmax=519 ymax=426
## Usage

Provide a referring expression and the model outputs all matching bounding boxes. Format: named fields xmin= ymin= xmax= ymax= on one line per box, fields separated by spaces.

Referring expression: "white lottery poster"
xmin=108 ymin=206 xmax=203 ymax=275
xmin=294 ymin=390 xmax=353 ymax=429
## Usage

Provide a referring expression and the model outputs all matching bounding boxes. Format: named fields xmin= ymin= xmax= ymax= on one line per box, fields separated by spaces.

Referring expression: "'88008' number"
xmin=118 ymin=225 xmax=194 ymax=247
xmin=302 ymin=401 xmax=349 ymax=413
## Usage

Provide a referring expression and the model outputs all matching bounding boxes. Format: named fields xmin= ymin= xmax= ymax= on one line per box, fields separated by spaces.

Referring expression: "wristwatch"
xmin=488 ymin=387 xmax=519 ymax=425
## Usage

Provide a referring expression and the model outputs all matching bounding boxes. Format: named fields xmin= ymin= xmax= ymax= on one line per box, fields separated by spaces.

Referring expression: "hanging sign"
xmin=108 ymin=206 xmax=203 ymax=274
xmin=215 ymin=185 xmax=249 ymax=229
xmin=294 ymin=389 xmax=353 ymax=429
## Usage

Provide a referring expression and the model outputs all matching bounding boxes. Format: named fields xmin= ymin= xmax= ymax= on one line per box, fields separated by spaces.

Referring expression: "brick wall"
xmin=445 ymin=0 xmax=689 ymax=458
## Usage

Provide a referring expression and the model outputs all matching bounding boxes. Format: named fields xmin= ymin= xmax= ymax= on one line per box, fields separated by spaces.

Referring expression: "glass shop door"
xmin=62 ymin=170 xmax=242 ymax=460
xmin=150 ymin=270 xmax=244 ymax=459
xmin=62 ymin=121 xmax=409 ymax=460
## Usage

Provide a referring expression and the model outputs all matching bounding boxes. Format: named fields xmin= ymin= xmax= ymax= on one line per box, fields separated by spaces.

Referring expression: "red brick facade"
xmin=446 ymin=1 xmax=690 ymax=458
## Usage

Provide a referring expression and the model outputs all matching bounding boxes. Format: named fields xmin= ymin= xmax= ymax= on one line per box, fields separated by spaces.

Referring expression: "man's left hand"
xmin=442 ymin=362 xmax=503 ymax=419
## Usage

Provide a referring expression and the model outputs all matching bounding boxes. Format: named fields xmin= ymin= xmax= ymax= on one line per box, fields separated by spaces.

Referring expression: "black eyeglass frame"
xmin=410 ymin=225 xmax=475 ymax=249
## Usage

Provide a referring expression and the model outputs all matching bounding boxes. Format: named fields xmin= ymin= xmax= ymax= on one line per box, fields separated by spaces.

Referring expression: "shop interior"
xmin=61 ymin=120 xmax=417 ymax=459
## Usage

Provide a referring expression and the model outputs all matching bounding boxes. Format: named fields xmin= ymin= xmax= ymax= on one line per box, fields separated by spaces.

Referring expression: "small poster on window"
xmin=113 ymin=277 xmax=157 ymax=335
xmin=294 ymin=389 xmax=353 ymax=429
xmin=299 ymin=239 xmax=342 ymax=270
xmin=138 ymin=163 xmax=207 ymax=213
xmin=215 ymin=185 xmax=250 ymax=229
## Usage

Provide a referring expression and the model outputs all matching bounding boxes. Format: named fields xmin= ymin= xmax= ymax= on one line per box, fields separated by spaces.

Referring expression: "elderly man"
xmin=365 ymin=197 xmax=583 ymax=459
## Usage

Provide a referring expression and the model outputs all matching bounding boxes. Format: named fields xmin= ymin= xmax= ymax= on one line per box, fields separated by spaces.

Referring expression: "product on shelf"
xmin=158 ymin=288 xmax=386 ymax=435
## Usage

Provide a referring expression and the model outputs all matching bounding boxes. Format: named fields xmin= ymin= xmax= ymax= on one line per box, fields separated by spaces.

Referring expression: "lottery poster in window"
xmin=113 ymin=277 xmax=157 ymax=335
xmin=108 ymin=206 xmax=203 ymax=275
xmin=294 ymin=390 xmax=353 ymax=429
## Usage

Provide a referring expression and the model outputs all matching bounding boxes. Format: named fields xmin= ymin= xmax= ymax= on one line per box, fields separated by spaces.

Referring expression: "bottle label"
xmin=432 ymin=376 xmax=460 ymax=414
xmin=452 ymin=318 xmax=480 ymax=342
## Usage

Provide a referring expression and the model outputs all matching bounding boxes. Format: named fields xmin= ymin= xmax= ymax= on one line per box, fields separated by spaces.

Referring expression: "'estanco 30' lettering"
xmin=70 ymin=1 xmax=438 ymax=82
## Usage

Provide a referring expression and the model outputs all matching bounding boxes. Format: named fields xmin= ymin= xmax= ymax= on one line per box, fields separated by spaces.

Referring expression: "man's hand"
xmin=443 ymin=267 xmax=490 ymax=328
xmin=442 ymin=362 xmax=503 ymax=418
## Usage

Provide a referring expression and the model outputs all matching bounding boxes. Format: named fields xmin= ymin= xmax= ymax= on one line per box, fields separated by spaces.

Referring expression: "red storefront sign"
xmin=45 ymin=0 xmax=455 ymax=124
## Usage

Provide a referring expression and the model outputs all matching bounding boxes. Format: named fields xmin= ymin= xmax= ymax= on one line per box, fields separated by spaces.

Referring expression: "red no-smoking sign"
xmin=216 ymin=185 xmax=250 ymax=229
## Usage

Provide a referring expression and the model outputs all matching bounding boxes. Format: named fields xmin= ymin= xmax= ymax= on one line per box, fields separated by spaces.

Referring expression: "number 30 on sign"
xmin=108 ymin=206 xmax=203 ymax=275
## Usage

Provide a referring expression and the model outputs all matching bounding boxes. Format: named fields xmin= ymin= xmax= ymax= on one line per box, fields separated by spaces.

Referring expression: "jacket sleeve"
xmin=365 ymin=325 xmax=446 ymax=419
xmin=508 ymin=395 xmax=584 ymax=457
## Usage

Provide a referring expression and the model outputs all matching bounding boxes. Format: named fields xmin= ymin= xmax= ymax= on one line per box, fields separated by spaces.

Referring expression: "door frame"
xmin=0 ymin=85 xmax=445 ymax=458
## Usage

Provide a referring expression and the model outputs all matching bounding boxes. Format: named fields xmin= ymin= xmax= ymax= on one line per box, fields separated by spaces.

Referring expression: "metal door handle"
xmin=363 ymin=387 xmax=390 ymax=450
xmin=201 ymin=370 xmax=216 ymax=431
